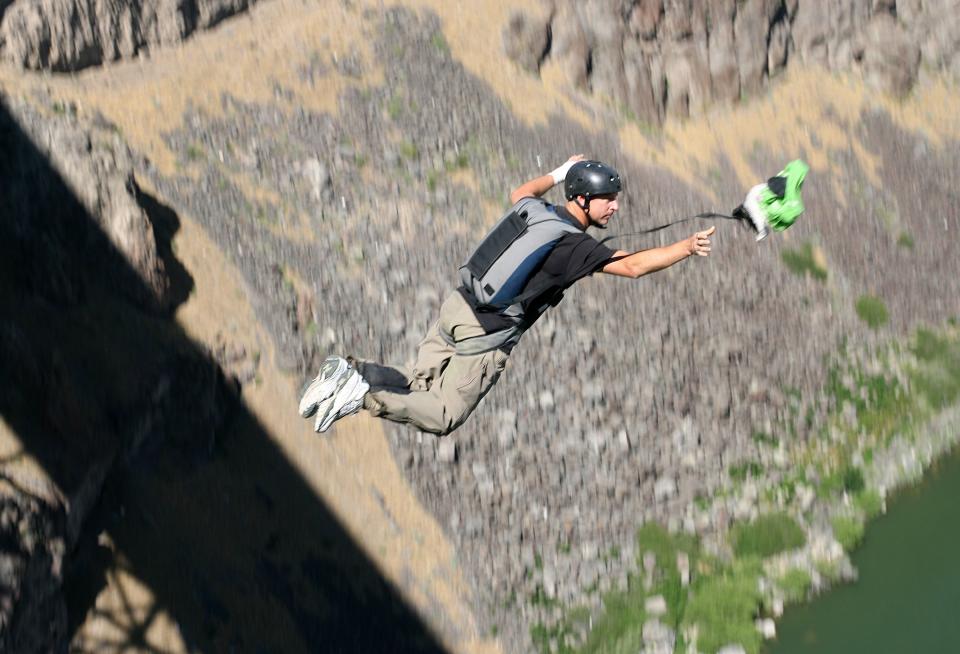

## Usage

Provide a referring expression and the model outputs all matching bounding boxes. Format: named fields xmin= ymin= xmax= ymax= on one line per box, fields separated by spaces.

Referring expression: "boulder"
xmin=7 ymin=97 xmax=169 ymax=310
xmin=437 ymin=438 xmax=457 ymax=463
xmin=857 ymin=13 xmax=921 ymax=96
xmin=644 ymin=594 xmax=668 ymax=616
xmin=502 ymin=9 xmax=550 ymax=74
xmin=654 ymin=475 xmax=677 ymax=501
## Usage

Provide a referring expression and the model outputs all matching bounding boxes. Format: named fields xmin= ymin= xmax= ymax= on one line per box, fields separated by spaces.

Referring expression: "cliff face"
xmin=0 ymin=95 xmax=234 ymax=652
xmin=2 ymin=0 xmax=960 ymax=652
xmin=128 ymin=5 xmax=960 ymax=649
xmin=0 ymin=0 xmax=256 ymax=71
xmin=506 ymin=0 xmax=959 ymax=123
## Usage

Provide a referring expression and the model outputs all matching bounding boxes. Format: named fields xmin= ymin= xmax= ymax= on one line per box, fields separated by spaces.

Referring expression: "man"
xmin=298 ymin=155 xmax=714 ymax=435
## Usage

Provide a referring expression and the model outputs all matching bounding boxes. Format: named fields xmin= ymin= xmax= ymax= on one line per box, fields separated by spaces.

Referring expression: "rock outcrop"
xmin=0 ymin=93 xmax=235 ymax=652
xmin=0 ymin=0 xmax=257 ymax=71
xmin=506 ymin=0 xmax=959 ymax=123
xmin=12 ymin=100 xmax=170 ymax=308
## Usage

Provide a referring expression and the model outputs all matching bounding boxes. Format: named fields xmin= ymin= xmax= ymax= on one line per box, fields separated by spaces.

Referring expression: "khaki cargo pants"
xmin=355 ymin=292 xmax=509 ymax=436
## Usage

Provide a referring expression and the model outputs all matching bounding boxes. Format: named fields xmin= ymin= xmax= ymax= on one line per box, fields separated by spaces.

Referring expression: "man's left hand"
xmin=686 ymin=225 xmax=715 ymax=257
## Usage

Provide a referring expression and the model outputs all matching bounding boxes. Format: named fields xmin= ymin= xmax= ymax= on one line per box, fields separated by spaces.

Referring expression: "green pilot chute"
xmin=738 ymin=159 xmax=809 ymax=240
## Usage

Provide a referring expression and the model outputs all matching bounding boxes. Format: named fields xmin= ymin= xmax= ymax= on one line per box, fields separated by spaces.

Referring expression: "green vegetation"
xmin=911 ymin=328 xmax=960 ymax=409
xmin=843 ymin=466 xmax=866 ymax=493
xmin=683 ymin=558 xmax=764 ymax=654
xmin=751 ymin=430 xmax=779 ymax=447
xmin=807 ymin=324 xmax=960 ymax=506
xmin=818 ymin=465 xmax=866 ymax=499
xmin=529 ymin=583 xmax=559 ymax=608
xmin=533 ymin=524 xmax=777 ymax=654
xmin=530 ymin=621 xmax=576 ymax=654
xmin=186 ymin=142 xmax=205 ymax=161
xmin=576 ymin=524 xmax=697 ymax=653
xmin=731 ymin=513 xmax=806 ymax=558
xmin=781 ymin=242 xmax=827 ymax=281
xmin=779 ymin=568 xmax=812 ymax=602
xmin=399 ymin=140 xmax=418 ymax=160
xmin=729 ymin=460 xmax=764 ymax=482
xmin=855 ymin=295 xmax=889 ymax=329
xmin=387 ymin=94 xmax=404 ymax=120
xmin=897 ymin=231 xmax=915 ymax=249
xmin=426 ymin=170 xmax=439 ymax=192
xmin=576 ymin=585 xmax=646 ymax=654
xmin=637 ymin=524 xmax=698 ymax=622
xmin=832 ymin=515 xmax=866 ymax=551
xmin=856 ymin=489 xmax=884 ymax=519
xmin=824 ymin=355 xmax=912 ymax=449
xmin=444 ymin=152 xmax=470 ymax=171
xmin=431 ymin=31 xmax=450 ymax=54
xmin=814 ymin=558 xmax=842 ymax=583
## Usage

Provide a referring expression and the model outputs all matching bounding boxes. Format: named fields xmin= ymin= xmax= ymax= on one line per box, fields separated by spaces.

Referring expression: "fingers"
xmin=692 ymin=225 xmax=714 ymax=257
xmin=568 ymin=154 xmax=585 ymax=162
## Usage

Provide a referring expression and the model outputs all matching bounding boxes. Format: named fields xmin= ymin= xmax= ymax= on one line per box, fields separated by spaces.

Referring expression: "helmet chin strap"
xmin=576 ymin=196 xmax=609 ymax=228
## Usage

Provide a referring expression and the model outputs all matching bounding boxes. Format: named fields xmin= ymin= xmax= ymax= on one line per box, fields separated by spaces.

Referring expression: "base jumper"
xmin=298 ymin=156 xmax=715 ymax=435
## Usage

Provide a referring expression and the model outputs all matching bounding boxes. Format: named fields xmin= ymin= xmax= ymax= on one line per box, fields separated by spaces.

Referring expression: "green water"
xmin=767 ymin=444 xmax=960 ymax=653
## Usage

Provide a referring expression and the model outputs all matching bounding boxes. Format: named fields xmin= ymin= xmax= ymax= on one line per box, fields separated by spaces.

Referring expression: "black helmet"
xmin=564 ymin=160 xmax=622 ymax=201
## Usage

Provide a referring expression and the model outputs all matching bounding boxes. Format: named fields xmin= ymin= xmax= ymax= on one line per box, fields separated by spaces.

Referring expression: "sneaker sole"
xmin=298 ymin=358 xmax=349 ymax=418
xmin=315 ymin=372 xmax=369 ymax=433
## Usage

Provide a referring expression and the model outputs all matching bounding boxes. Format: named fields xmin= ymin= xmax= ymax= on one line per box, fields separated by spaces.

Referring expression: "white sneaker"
xmin=743 ymin=183 xmax=769 ymax=242
xmin=298 ymin=356 xmax=350 ymax=418
xmin=314 ymin=368 xmax=369 ymax=433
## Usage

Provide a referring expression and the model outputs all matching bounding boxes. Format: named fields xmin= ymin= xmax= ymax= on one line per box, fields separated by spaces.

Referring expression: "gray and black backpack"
xmin=459 ymin=197 xmax=583 ymax=321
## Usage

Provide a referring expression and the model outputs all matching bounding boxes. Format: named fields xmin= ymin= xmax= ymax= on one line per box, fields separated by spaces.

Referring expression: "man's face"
xmin=586 ymin=193 xmax=619 ymax=228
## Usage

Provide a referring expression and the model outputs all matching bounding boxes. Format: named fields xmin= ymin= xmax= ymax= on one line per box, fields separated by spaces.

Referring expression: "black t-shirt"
xmin=459 ymin=203 xmax=616 ymax=333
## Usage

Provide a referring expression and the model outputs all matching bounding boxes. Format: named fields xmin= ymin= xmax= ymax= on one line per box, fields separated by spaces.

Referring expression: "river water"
xmin=766 ymin=444 xmax=960 ymax=653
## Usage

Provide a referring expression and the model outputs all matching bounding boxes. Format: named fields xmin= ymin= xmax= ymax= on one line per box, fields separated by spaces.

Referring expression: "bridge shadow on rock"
xmin=0 ymin=98 xmax=446 ymax=653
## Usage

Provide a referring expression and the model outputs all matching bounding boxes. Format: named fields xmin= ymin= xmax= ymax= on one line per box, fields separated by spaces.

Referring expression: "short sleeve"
xmin=557 ymin=233 xmax=616 ymax=283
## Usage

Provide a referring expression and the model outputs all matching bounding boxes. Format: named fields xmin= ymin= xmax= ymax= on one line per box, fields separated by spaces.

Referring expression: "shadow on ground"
xmin=0 ymin=98 xmax=446 ymax=653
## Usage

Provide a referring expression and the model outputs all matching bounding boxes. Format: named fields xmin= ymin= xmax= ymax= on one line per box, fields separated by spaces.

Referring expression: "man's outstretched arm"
xmin=602 ymin=226 xmax=715 ymax=278
xmin=508 ymin=154 xmax=584 ymax=204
